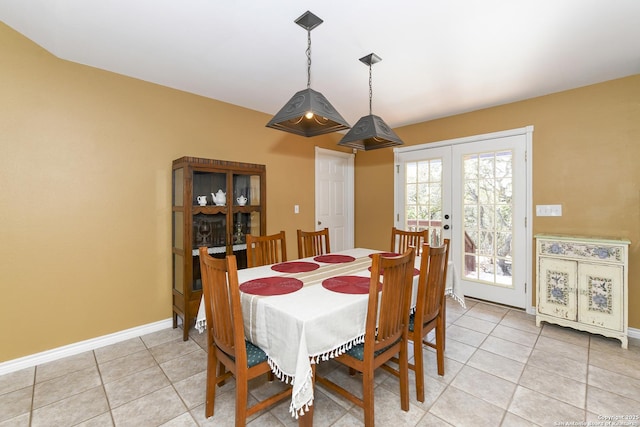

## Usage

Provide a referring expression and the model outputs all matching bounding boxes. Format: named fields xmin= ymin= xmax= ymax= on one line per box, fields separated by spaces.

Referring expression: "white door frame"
xmin=315 ymin=147 xmax=355 ymax=250
xmin=394 ymin=126 xmax=534 ymax=314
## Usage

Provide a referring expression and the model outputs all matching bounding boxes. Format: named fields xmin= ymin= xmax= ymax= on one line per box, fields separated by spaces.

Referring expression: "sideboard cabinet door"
xmin=577 ymin=262 xmax=624 ymax=331
xmin=537 ymin=257 xmax=578 ymax=321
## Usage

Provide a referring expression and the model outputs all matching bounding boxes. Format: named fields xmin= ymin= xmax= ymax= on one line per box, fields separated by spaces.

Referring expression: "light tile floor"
xmin=2 ymin=298 xmax=639 ymax=426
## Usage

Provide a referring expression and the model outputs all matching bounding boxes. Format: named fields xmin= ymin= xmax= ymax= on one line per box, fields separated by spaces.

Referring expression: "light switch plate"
xmin=536 ymin=204 xmax=562 ymax=216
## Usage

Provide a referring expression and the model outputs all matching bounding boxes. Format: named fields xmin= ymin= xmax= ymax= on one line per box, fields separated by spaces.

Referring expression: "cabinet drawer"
xmin=538 ymin=239 xmax=626 ymax=264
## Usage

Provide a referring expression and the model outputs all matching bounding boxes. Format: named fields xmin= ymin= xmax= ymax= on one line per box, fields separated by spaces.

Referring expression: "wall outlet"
xmin=536 ymin=204 xmax=562 ymax=216
xmin=294 ymin=205 xmax=299 ymax=214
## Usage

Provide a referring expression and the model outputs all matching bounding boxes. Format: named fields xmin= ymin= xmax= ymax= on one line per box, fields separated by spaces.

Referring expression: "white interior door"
xmin=395 ymin=127 xmax=532 ymax=309
xmin=315 ymin=147 xmax=355 ymax=252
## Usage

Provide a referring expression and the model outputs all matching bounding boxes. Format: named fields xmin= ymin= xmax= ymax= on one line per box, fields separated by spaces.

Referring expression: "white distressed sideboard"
xmin=535 ymin=234 xmax=631 ymax=348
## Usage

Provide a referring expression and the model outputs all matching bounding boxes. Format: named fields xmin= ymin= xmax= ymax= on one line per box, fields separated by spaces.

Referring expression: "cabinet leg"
xmin=183 ymin=318 xmax=190 ymax=341
xmin=621 ymin=336 xmax=628 ymax=349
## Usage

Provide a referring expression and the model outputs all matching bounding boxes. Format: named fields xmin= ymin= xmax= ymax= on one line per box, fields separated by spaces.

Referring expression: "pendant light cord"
xmin=368 ymin=63 xmax=373 ymax=115
xmin=306 ymin=30 xmax=312 ymax=89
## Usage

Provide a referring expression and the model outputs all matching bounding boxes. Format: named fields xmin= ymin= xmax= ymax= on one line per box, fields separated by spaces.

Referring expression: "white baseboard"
xmin=0 ymin=318 xmax=173 ymax=376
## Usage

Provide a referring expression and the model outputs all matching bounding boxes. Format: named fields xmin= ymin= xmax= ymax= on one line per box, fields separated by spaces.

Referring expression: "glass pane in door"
xmin=404 ymin=159 xmax=443 ymax=245
xmin=462 ymin=150 xmax=514 ymax=287
xmin=194 ymin=171 xmax=227 ymax=206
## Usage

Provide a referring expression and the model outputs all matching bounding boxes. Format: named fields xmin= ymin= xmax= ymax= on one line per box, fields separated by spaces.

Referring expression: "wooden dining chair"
xmin=390 ymin=227 xmax=429 ymax=256
xmin=296 ymin=227 xmax=330 ymax=258
xmin=382 ymin=240 xmax=449 ymax=403
xmin=246 ymin=230 xmax=287 ymax=267
xmin=315 ymin=248 xmax=416 ymax=426
xmin=199 ymin=248 xmax=292 ymax=425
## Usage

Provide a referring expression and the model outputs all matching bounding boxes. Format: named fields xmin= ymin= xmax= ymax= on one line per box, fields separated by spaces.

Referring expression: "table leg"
xmin=298 ymin=407 xmax=314 ymax=427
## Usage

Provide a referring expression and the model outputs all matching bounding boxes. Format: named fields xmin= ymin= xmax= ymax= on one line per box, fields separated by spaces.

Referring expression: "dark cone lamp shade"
xmin=337 ymin=52 xmax=403 ymax=150
xmin=338 ymin=114 xmax=403 ymax=151
xmin=266 ymin=88 xmax=350 ymax=137
xmin=266 ymin=11 xmax=350 ymax=138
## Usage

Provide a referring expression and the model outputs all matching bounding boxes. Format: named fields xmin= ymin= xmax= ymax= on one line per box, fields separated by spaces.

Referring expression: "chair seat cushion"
xmin=246 ymin=341 xmax=269 ymax=367
xmin=223 ymin=341 xmax=269 ymax=367
xmin=408 ymin=312 xmax=438 ymax=333
xmin=408 ymin=312 xmax=416 ymax=332
xmin=344 ymin=338 xmax=401 ymax=361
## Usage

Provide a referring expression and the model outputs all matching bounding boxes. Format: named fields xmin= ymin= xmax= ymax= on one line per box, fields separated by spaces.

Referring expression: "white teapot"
xmin=211 ymin=189 xmax=226 ymax=206
xmin=236 ymin=195 xmax=248 ymax=206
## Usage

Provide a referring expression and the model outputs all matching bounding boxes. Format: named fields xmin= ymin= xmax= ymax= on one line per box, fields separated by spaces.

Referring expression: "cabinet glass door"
xmin=233 ymin=173 xmax=261 ymax=206
xmin=193 ymin=171 xmax=227 ymax=207
xmin=191 ymin=171 xmax=227 ymax=290
xmin=232 ymin=173 xmax=262 ymax=269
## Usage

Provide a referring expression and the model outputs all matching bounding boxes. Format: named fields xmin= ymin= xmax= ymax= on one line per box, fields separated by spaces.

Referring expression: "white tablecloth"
xmin=195 ymin=248 xmax=463 ymax=417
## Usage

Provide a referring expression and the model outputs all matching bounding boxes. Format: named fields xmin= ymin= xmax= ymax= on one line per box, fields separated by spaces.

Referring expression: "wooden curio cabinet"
xmin=172 ymin=156 xmax=266 ymax=340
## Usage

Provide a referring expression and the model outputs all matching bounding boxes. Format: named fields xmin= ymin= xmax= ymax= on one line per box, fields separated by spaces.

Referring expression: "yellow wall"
xmin=2 ymin=21 xmax=639 ymax=362
xmin=0 ymin=23 xmax=348 ymax=361
xmin=355 ymin=75 xmax=640 ymax=329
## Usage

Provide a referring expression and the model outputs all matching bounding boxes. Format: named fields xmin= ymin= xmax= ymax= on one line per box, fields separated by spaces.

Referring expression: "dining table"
xmin=195 ymin=247 xmax=463 ymax=424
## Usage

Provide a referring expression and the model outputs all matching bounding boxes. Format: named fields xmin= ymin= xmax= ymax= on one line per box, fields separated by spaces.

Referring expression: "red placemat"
xmin=240 ymin=277 xmax=303 ymax=296
xmin=368 ymin=266 xmax=420 ymax=276
xmin=271 ymin=261 xmax=320 ymax=273
xmin=322 ymin=276 xmax=381 ymax=294
xmin=368 ymin=252 xmax=400 ymax=258
xmin=313 ymin=254 xmax=356 ymax=263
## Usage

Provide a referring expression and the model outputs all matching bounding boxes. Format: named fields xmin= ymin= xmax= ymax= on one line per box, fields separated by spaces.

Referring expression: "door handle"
xmin=444 ymin=225 xmax=450 ymax=230
xmin=317 ymin=221 xmax=321 ymax=225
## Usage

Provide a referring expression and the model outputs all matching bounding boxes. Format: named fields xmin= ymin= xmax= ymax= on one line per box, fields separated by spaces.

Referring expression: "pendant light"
xmin=266 ymin=11 xmax=350 ymax=137
xmin=338 ymin=53 xmax=403 ymax=150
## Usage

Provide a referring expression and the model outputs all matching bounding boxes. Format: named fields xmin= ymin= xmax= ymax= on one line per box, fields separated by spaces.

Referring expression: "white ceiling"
xmin=2 ymin=0 xmax=640 ymax=129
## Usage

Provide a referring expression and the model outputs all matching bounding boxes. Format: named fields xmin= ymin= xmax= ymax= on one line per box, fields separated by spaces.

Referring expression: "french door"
xmin=395 ymin=127 xmax=532 ymax=309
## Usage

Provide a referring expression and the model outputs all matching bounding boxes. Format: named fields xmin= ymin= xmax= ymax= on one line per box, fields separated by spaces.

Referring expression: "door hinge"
xmin=396 ymin=164 xmax=400 ymax=173
xmin=525 ymin=217 xmax=527 ymax=227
